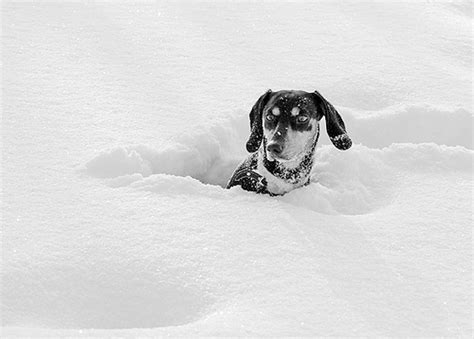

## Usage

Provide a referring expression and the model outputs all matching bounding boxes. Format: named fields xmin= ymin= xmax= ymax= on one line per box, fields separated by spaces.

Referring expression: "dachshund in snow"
xmin=227 ymin=89 xmax=352 ymax=195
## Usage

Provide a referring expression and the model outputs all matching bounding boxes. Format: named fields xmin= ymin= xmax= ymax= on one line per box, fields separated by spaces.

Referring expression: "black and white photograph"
xmin=1 ymin=0 xmax=472 ymax=336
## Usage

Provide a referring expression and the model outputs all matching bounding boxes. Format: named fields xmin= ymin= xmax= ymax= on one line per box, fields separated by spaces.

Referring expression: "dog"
xmin=226 ymin=89 xmax=352 ymax=195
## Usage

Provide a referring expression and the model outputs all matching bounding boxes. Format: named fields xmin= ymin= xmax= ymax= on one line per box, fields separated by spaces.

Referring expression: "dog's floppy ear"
xmin=312 ymin=90 xmax=352 ymax=150
xmin=246 ymin=89 xmax=272 ymax=152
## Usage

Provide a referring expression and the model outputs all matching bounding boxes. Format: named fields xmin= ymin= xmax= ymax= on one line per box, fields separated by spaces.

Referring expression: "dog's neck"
xmin=258 ymin=134 xmax=319 ymax=193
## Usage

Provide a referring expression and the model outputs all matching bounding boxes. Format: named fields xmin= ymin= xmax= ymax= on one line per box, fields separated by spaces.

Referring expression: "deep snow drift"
xmin=2 ymin=1 xmax=472 ymax=337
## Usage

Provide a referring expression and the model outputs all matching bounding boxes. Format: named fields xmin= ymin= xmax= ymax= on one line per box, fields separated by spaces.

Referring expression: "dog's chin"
xmin=266 ymin=152 xmax=308 ymax=171
xmin=266 ymin=152 xmax=297 ymax=163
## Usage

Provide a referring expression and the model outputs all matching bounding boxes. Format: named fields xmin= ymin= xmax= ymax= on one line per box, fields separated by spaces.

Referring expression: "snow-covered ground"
xmin=2 ymin=1 xmax=472 ymax=336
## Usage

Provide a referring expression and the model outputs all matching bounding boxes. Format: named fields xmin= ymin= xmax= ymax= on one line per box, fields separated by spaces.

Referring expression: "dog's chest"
xmin=227 ymin=148 xmax=315 ymax=195
xmin=256 ymin=150 xmax=312 ymax=195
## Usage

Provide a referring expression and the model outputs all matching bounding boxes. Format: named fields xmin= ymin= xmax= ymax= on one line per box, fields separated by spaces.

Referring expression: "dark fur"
xmin=227 ymin=89 xmax=352 ymax=195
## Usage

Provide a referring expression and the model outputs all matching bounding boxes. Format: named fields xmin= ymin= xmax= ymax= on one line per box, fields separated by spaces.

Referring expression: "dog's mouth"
xmin=265 ymin=142 xmax=317 ymax=167
xmin=265 ymin=150 xmax=303 ymax=163
xmin=267 ymin=153 xmax=289 ymax=162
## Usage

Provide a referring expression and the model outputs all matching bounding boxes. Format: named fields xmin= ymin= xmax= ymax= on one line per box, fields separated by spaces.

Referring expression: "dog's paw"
xmin=227 ymin=169 xmax=268 ymax=194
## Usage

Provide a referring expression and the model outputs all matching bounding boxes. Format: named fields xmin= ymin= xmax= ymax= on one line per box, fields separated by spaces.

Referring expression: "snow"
xmin=1 ymin=1 xmax=472 ymax=337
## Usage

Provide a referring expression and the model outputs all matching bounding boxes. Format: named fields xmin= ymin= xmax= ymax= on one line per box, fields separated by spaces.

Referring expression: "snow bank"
xmin=87 ymin=141 xmax=471 ymax=216
xmin=339 ymin=104 xmax=472 ymax=149
xmin=82 ymin=104 xmax=472 ymax=216
xmin=83 ymin=115 xmax=248 ymax=188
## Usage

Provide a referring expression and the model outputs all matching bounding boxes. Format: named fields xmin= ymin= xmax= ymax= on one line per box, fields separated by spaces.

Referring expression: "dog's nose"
xmin=267 ymin=142 xmax=283 ymax=156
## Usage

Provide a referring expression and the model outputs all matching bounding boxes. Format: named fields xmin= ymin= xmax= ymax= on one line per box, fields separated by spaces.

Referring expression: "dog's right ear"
xmin=246 ymin=89 xmax=272 ymax=152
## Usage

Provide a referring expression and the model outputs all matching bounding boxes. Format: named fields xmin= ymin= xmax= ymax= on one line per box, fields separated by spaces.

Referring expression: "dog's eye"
xmin=296 ymin=115 xmax=309 ymax=123
xmin=266 ymin=114 xmax=276 ymax=121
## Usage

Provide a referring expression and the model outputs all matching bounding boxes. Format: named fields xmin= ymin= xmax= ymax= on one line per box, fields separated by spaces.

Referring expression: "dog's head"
xmin=246 ymin=89 xmax=352 ymax=161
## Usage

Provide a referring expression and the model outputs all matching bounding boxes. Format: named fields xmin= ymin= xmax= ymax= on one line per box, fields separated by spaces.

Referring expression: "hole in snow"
xmin=82 ymin=104 xmax=472 ymax=192
xmin=81 ymin=105 xmax=467 ymax=215
xmin=81 ymin=113 xmax=399 ymax=214
xmin=280 ymin=145 xmax=397 ymax=215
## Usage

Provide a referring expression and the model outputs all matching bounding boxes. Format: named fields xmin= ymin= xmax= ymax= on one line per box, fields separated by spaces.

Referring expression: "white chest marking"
xmin=256 ymin=147 xmax=313 ymax=195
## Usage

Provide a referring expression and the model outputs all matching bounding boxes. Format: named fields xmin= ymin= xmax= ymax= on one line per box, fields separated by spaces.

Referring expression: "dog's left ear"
xmin=312 ymin=90 xmax=352 ymax=150
xmin=246 ymin=89 xmax=272 ymax=152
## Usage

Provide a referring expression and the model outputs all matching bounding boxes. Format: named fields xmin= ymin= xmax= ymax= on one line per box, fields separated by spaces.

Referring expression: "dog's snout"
xmin=267 ymin=142 xmax=283 ymax=155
